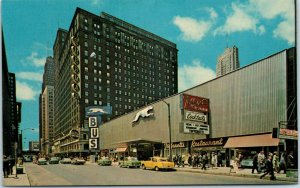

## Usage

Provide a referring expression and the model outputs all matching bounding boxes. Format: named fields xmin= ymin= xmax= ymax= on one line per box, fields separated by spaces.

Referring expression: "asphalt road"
xmin=24 ymin=162 xmax=293 ymax=186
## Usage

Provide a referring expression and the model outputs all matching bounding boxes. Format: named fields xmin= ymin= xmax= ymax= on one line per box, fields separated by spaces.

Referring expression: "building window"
xmin=94 ymin=100 xmax=97 ymax=105
xmin=85 ymin=99 xmax=89 ymax=104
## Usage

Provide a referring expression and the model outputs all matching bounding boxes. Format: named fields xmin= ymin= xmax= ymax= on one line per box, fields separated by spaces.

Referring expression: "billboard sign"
xmin=183 ymin=122 xmax=209 ymax=134
xmin=85 ymin=106 xmax=112 ymax=117
xmin=181 ymin=94 xmax=209 ymax=113
xmin=279 ymin=128 xmax=298 ymax=140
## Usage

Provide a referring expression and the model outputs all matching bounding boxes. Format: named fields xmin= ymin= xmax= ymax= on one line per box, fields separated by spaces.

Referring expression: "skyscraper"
xmin=52 ymin=7 xmax=178 ymax=156
xmin=40 ymin=56 xmax=55 ymax=155
xmin=216 ymin=46 xmax=239 ymax=77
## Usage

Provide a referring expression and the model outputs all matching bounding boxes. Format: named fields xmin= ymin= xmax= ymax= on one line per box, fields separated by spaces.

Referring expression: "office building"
xmin=52 ymin=8 xmax=178 ymax=156
xmin=216 ymin=46 xmax=239 ymax=77
xmin=2 ymin=31 xmax=21 ymax=156
xmin=40 ymin=57 xmax=55 ymax=155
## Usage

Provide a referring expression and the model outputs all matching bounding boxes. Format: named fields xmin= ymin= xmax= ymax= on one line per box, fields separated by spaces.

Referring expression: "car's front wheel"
xmin=142 ymin=165 xmax=146 ymax=170
xmin=155 ymin=166 xmax=159 ymax=171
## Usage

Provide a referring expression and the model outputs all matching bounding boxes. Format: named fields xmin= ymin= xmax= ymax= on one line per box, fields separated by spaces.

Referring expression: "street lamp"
xmin=162 ymin=100 xmax=172 ymax=161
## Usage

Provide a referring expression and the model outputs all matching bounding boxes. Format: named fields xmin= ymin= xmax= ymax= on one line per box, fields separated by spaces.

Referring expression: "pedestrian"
xmin=3 ymin=156 xmax=9 ymax=178
xmin=287 ymin=151 xmax=295 ymax=168
xmin=237 ymin=152 xmax=243 ymax=168
xmin=272 ymin=152 xmax=279 ymax=172
xmin=211 ymin=152 xmax=217 ymax=169
xmin=188 ymin=154 xmax=192 ymax=167
xmin=260 ymin=155 xmax=276 ymax=180
xmin=277 ymin=152 xmax=286 ymax=174
xmin=217 ymin=152 xmax=222 ymax=167
xmin=252 ymin=152 xmax=259 ymax=174
xmin=201 ymin=153 xmax=208 ymax=170
xmin=257 ymin=151 xmax=265 ymax=172
xmin=8 ymin=156 xmax=14 ymax=175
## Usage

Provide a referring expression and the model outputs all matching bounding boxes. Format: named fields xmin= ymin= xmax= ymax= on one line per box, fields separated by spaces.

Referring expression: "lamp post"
xmin=162 ymin=100 xmax=172 ymax=161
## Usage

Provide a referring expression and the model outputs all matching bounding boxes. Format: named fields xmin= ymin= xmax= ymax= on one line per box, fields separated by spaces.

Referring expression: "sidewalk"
xmin=174 ymin=165 xmax=298 ymax=182
xmin=2 ymin=165 xmax=31 ymax=187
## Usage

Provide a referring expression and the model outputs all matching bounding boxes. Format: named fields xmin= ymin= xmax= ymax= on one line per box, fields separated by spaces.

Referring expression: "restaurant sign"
xmin=191 ymin=137 xmax=228 ymax=148
xmin=181 ymin=94 xmax=209 ymax=113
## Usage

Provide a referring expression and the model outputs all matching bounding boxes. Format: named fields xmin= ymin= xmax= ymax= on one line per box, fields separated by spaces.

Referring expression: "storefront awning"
xmin=115 ymin=147 xmax=128 ymax=152
xmin=223 ymin=133 xmax=279 ymax=148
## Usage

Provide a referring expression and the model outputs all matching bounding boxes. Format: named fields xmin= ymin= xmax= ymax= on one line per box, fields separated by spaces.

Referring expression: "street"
xmin=24 ymin=162 xmax=293 ymax=186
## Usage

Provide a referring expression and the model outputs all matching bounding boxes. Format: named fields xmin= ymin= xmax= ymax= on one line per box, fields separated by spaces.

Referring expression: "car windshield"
xmin=63 ymin=158 xmax=71 ymax=161
xmin=39 ymin=158 xmax=46 ymax=161
xmin=51 ymin=157 xmax=59 ymax=160
xmin=128 ymin=157 xmax=137 ymax=161
xmin=102 ymin=157 xmax=109 ymax=160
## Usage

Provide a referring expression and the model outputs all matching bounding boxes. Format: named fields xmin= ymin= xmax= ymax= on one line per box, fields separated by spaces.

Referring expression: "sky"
xmin=2 ymin=0 xmax=296 ymax=150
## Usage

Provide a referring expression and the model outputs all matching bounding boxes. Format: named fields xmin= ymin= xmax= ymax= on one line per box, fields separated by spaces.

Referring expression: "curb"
xmin=175 ymin=168 xmax=298 ymax=182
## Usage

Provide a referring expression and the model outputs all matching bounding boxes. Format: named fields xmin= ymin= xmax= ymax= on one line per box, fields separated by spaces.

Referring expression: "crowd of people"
xmin=3 ymin=155 xmax=14 ymax=178
xmin=250 ymin=150 xmax=295 ymax=180
xmin=173 ymin=152 xmax=223 ymax=170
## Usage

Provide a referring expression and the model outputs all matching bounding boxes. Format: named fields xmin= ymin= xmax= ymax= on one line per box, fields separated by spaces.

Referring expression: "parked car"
xmin=60 ymin=158 xmax=72 ymax=164
xmin=141 ymin=157 xmax=174 ymax=171
xmin=37 ymin=158 xmax=48 ymax=165
xmin=71 ymin=158 xmax=86 ymax=165
xmin=240 ymin=158 xmax=253 ymax=168
xmin=23 ymin=155 xmax=33 ymax=162
xmin=119 ymin=157 xmax=141 ymax=168
xmin=97 ymin=157 xmax=112 ymax=166
xmin=49 ymin=157 xmax=60 ymax=164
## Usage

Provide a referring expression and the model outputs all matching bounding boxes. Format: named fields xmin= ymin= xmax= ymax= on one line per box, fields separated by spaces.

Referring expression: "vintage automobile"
xmin=37 ymin=158 xmax=48 ymax=165
xmin=240 ymin=158 xmax=254 ymax=168
xmin=49 ymin=157 xmax=60 ymax=164
xmin=71 ymin=158 xmax=86 ymax=165
xmin=119 ymin=157 xmax=141 ymax=168
xmin=60 ymin=158 xmax=72 ymax=164
xmin=97 ymin=157 xmax=112 ymax=166
xmin=141 ymin=157 xmax=175 ymax=171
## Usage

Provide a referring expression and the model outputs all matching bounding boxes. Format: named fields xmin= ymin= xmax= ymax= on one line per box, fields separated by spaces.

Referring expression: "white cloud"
xmin=16 ymin=72 xmax=43 ymax=82
xmin=178 ymin=60 xmax=216 ymax=92
xmin=16 ymin=81 xmax=39 ymax=101
xmin=90 ymin=0 xmax=104 ymax=6
xmin=214 ymin=3 xmax=258 ymax=35
xmin=173 ymin=8 xmax=217 ymax=42
xmin=249 ymin=0 xmax=295 ymax=45
xmin=25 ymin=52 xmax=46 ymax=67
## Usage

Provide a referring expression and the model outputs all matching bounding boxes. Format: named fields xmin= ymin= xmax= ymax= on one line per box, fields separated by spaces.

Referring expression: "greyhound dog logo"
xmin=132 ymin=106 xmax=154 ymax=123
xmin=87 ymin=108 xmax=109 ymax=114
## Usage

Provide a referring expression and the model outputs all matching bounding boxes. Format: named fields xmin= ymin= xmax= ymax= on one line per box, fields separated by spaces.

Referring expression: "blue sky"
xmin=2 ymin=0 xmax=295 ymax=149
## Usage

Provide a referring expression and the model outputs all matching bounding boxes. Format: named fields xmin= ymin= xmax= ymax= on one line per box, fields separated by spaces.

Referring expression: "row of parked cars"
xmin=36 ymin=157 xmax=86 ymax=165
xmin=98 ymin=156 xmax=175 ymax=171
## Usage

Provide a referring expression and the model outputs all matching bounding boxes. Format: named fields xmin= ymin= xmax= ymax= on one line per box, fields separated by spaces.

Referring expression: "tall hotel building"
xmin=40 ymin=57 xmax=55 ymax=155
xmin=216 ymin=46 xmax=239 ymax=77
xmin=52 ymin=8 xmax=178 ymax=156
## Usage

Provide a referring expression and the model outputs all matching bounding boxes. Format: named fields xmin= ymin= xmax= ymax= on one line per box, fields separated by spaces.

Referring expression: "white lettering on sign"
xmin=185 ymin=111 xmax=207 ymax=123
xmin=90 ymin=128 xmax=99 ymax=138
xmin=89 ymin=117 xmax=97 ymax=128
xmin=183 ymin=122 xmax=209 ymax=134
xmin=89 ymin=139 xmax=98 ymax=149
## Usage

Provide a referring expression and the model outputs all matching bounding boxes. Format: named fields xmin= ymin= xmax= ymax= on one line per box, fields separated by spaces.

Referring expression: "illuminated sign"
xmin=86 ymin=106 xmax=112 ymax=116
xmin=181 ymin=94 xmax=209 ymax=113
xmin=70 ymin=129 xmax=79 ymax=139
xmin=89 ymin=117 xmax=99 ymax=149
xmin=185 ymin=111 xmax=207 ymax=123
xmin=183 ymin=122 xmax=209 ymax=134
